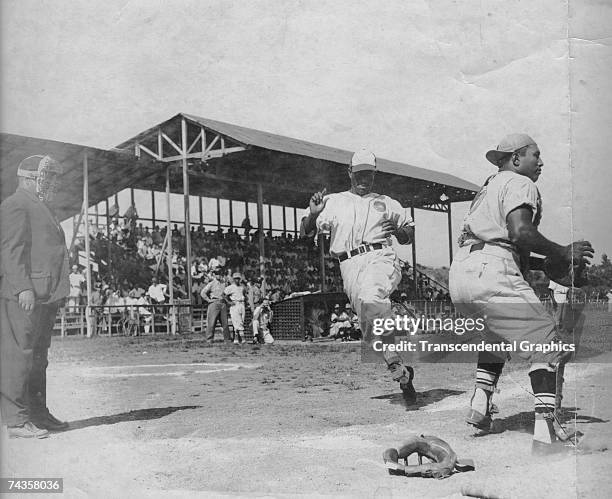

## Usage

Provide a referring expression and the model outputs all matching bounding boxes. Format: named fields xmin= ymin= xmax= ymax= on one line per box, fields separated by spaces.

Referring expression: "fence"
xmin=54 ymin=298 xmax=610 ymax=340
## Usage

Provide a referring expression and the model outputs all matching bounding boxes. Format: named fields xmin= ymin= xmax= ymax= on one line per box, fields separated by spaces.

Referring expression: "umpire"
xmin=0 ymin=155 xmax=70 ymax=438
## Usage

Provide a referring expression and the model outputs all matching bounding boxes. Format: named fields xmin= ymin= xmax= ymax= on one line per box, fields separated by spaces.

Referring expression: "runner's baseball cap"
xmin=350 ymin=148 xmax=376 ymax=172
xmin=486 ymin=134 xmax=537 ymax=165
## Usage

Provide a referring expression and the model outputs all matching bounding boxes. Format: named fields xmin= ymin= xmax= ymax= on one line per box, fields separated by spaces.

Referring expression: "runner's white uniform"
xmin=303 ymin=191 xmax=413 ymax=361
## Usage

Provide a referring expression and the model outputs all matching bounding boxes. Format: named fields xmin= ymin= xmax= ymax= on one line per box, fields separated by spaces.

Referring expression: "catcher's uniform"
xmin=449 ymin=170 xmax=562 ymax=367
xmin=252 ymin=304 xmax=274 ymax=343
xmin=303 ymin=191 xmax=412 ymax=362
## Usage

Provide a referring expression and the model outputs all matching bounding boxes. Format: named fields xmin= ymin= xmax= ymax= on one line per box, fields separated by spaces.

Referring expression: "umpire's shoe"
xmin=8 ymin=421 xmax=50 ymax=439
xmin=32 ymin=412 xmax=69 ymax=432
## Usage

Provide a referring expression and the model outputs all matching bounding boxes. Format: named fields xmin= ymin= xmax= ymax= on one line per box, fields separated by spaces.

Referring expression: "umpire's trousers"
xmin=206 ymin=300 xmax=230 ymax=342
xmin=0 ymin=298 xmax=58 ymax=426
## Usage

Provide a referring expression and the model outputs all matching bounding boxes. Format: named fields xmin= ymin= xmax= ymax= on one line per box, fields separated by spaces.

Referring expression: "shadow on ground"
xmin=63 ymin=405 xmax=202 ymax=432
xmin=371 ymin=388 xmax=464 ymax=411
xmin=471 ymin=407 xmax=610 ymax=437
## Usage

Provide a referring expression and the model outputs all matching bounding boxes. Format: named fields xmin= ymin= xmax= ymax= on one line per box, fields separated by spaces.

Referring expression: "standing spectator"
xmin=201 ymin=270 xmax=230 ymax=342
xmin=147 ymin=276 xmax=168 ymax=319
xmin=90 ymin=282 xmax=104 ymax=335
xmin=68 ymin=265 xmax=85 ymax=313
xmin=241 ymin=216 xmax=253 ymax=237
xmin=607 ymin=289 xmax=612 ymax=313
xmin=224 ymin=273 xmax=247 ymax=344
xmin=0 ymin=154 xmax=70 ymax=438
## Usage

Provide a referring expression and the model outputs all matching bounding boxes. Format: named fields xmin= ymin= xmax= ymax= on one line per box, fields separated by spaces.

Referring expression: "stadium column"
xmin=199 ymin=196 xmax=203 ymax=228
xmin=257 ymin=183 xmax=265 ymax=278
xmin=447 ymin=201 xmax=453 ymax=265
xmin=293 ymin=207 xmax=298 ymax=238
xmin=268 ymin=204 xmax=272 ymax=235
xmin=181 ymin=116 xmax=193 ymax=307
xmin=165 ymin=161 xmax=176 ymax=334
xmin=105 ymin=198 xmax=112 ymax=278
xmin=229 ymin=199 xmax=233 ymax=230
xmin=411 ymin=206 xmax=418 ymax=296
xmin=83 ymin=152 xmax=93 ymax=338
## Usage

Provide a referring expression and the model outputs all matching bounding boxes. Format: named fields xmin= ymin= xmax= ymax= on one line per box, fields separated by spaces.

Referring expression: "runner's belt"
xmin=337 ymin=243 xmax=385 ymax=262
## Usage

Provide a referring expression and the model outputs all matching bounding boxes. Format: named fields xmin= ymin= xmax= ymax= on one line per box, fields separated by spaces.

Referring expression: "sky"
xmin=2 ymin=0 xmax=611 ymax=267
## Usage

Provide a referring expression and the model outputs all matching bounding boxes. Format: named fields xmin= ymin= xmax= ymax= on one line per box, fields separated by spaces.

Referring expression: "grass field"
xmin=3 ymin=310 xmax=612 ymax=498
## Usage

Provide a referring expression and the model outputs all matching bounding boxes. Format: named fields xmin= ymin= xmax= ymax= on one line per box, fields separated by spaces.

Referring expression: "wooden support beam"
xmin=162 ymin=132 xmax=182 ymax=155
xmin=411 ymin=206 xmax=417 ymax=296
xmin=166 ymin=165 xmax=176 ymax=335
xmin=181 ymin=117 xmax=193 ymax=306
xmin=447 ymin=201 xmax=453 ymax=265
xmin=83 ymin=153 xmax=93 ymax=338
xmin=257 ymin=184 xmax=265 ymax=278
xmin=199 ymin=196 xmax=203 ymax=227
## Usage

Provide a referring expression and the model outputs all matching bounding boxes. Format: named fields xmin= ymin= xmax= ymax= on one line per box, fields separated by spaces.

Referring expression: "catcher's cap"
xmin=486 ymin=134 xmax=537 ymax=166
xmin=232 ymin=272 xmax=242 ymax=279
xmin=350 ymin=148 xmax=376 ymax=172
xmin=17 ymin=155 xmax=62 ymax=178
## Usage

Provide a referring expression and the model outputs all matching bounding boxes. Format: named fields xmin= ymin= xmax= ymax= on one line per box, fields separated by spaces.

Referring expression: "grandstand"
xmin=0 ymin=113 xmax=478 ymax=337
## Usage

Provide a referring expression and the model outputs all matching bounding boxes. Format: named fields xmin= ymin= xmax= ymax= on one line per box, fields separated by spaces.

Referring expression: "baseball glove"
xmin=382 ymin=435 xmax=474 ymax=479
xmin=543 ymin=257 xmax=587 ymax=288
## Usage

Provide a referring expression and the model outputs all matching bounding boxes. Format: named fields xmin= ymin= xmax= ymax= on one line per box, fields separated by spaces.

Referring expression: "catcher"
xmin=449 ymin=133 xmax=593 ymax=455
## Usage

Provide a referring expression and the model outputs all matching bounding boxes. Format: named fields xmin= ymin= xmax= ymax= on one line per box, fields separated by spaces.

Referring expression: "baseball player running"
xmin=301 ymin=148 xmax=416 ymax=399
xmin=449 ymin=133 xmax=593 ymax=455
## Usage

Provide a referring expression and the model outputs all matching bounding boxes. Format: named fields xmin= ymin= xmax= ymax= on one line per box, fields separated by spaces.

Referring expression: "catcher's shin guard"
xmin=466 ymin=360 xmax=503 ymax=431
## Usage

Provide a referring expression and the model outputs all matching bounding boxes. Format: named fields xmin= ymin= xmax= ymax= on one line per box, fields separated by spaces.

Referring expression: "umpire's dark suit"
xmin=0 ymin=187 xmax=69 ymax=426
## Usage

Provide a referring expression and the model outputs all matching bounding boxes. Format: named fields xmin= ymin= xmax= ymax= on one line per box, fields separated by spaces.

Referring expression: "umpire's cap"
xmin=486 ymin=134 xmax=536 ymax=166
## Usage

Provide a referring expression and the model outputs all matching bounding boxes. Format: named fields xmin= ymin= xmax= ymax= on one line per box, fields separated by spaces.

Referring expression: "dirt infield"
xmin=3 ymin=330 xmax=612 ymax=498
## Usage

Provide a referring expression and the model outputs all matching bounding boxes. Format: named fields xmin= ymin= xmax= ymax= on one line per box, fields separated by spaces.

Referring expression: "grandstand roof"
xmin=0 ymin=132 xmax=160 ymax=221
xmin=116 ymin=113 xmax=479 ymax=210
xmin=1 ymin=113 xmax=478 ymax=221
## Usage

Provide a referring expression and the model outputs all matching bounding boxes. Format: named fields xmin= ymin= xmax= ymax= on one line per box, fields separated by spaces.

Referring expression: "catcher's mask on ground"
xmin=17 ymin=155 xmax=63 ymax=202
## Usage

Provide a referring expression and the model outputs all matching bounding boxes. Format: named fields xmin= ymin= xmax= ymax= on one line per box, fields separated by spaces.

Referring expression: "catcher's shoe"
xmin=466 ymin=389 xmax=496 ymax=432
xmin=531 ymin=437 xmax=580 ymax=456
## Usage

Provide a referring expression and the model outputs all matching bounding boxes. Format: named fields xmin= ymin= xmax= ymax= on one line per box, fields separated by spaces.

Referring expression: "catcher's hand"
xmin=562 ymin=240 xmax=594 ymax=266
xmin=545 ymin=240 xmax=594 ymax=288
